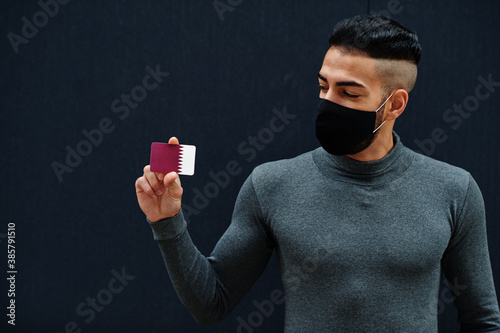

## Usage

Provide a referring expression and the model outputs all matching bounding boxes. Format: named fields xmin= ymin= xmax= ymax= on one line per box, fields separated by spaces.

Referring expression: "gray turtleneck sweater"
xmin=149 ymin=133 xmax=500 ymax=332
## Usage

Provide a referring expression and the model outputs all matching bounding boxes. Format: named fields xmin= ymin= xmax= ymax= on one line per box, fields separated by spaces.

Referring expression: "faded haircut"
xmin=329 ymin=15 xmax=422 ymax=94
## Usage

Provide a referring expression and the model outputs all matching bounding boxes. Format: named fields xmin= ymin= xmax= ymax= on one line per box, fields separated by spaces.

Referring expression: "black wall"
xmin=1 ymin=1 xmax=499 ymax=332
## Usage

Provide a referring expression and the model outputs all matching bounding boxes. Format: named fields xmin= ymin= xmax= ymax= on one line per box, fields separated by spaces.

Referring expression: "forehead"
xmin=319 ymin=47 xmax=382 ymax=90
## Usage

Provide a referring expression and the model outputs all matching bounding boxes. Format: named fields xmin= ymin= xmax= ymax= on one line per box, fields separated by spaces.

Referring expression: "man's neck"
xmin=346 ymin=127 xmax=395 ymax=162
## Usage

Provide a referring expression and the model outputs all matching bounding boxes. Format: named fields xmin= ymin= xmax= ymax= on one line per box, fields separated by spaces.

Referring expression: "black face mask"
xmin=315 ymin=93 xmax=393 ymax=156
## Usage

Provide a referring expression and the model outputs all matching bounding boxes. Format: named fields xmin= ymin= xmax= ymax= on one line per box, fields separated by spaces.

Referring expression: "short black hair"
xmin=329 ymin=15 xmax=422 ymax=65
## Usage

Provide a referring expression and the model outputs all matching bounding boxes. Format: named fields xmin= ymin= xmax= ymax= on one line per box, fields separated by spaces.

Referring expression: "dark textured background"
xmin=1 ymin=1 xmax=499 ymax=332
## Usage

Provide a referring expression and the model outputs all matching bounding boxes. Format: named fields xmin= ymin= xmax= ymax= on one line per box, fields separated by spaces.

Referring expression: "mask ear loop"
xmin=373 ymin=91 xmax=395 ymax=133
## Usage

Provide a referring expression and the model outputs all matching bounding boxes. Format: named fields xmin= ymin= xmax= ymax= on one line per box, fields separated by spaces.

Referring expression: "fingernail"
xmin=152 ymin=194 xmax=157 ymax=199
xmin=157 ymin=190 xmax=163 ymax=196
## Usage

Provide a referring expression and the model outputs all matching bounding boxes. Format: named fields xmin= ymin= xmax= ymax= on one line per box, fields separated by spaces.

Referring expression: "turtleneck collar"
xmin=312 ymin=132 xmax=415 ymax=186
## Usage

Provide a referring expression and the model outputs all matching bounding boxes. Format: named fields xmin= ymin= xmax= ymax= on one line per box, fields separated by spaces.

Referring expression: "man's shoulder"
xmin=251 ymin=149 xmax=316 ymax=184
xmin=409 ymin=149 xmax=473 ymax=190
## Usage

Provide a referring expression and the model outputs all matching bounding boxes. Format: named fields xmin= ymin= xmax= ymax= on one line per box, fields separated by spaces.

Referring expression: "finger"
xmin=163 ymin=172 xmax=183 ymax=198
xmin=143 ymin=165 xmax=164 ymax=196
xmin=156 ymin=172 xmax=165 ymax=181
xmin=135 ymin=176 xmax=158 ymax=199
xmin=168 ymin=137 xmax=179 ymax=145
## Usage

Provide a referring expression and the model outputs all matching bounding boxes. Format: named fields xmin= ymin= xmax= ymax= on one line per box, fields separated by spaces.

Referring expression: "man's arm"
xmin=136 ymin=138 xmax=274 ymax=324
xmin=441 ymin=174 xmax=500 ymax=332
xmin=149 ymin=174 xmax=274 ymax=324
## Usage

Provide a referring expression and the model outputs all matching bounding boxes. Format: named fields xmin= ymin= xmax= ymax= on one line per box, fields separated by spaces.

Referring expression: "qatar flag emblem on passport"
xmin=150 ymin=142 xmax=196 ymax=175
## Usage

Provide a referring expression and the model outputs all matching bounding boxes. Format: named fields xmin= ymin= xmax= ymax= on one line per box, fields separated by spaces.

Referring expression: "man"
xmin=135 ymin=15 xmax=500 ymax=332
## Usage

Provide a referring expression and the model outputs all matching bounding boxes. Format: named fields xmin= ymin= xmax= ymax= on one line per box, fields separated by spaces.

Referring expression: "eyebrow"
xmin=318 ymin=73 xmax=366 ymax=89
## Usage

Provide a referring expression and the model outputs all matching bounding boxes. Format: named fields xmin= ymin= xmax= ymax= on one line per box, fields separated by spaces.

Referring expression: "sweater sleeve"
xmin=441 ymin=174 xmax=500 ymax=332
xmin=148 ymin=173 xmax=275 ymax=325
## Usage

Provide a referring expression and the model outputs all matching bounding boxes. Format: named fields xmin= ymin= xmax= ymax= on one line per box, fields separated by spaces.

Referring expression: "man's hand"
xmin=135 ymin=137 xmax=183 ymax=222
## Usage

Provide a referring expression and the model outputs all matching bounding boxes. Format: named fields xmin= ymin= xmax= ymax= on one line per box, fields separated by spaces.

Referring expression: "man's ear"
xmin=385 ymin=89 xmax=408 ymax=121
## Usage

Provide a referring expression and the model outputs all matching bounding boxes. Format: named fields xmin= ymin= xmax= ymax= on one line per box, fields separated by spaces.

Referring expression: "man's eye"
xmin=318 ymin=85 xmax=328 ymax=92
xmin=343 ymin=91 xmax=359 ymax=98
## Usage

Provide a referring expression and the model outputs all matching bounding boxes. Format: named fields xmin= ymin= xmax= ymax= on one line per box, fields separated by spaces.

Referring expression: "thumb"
xmin=168 ymin=136 xmax=179 ymax=145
